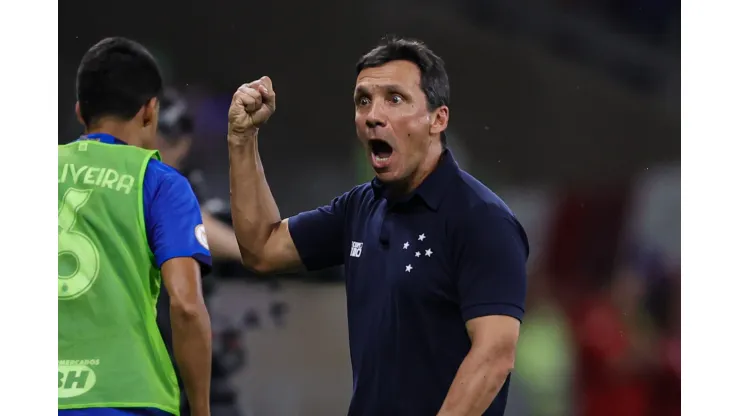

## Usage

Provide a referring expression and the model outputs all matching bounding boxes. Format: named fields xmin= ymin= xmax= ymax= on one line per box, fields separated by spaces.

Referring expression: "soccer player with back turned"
xmin=58 ymin=38 xmax=212 ymax=416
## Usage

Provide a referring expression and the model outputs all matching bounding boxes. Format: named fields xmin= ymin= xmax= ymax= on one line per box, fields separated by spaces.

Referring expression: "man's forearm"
xmin=171 ymin=303 xmax=212 ymax=415
xmin=437 ymin=349 xmax=513 ymax=416
xmin=227 ymin=135 xmax=282 ymax=267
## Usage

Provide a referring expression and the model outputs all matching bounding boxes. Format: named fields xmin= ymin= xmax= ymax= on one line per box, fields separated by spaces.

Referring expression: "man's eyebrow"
xmin=383 ymin=84 xmax=407 ymax=92
xmin=354 ymin=85 xmax=370 ymax=96
xmin=354 ymin=84 xmax=407 ymax=96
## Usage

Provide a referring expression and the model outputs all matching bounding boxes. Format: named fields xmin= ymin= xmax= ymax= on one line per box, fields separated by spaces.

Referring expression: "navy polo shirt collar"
xmin=77 ymin=133 xmax=128 ymax=146
xmin=371 ymin=149 xmax=459 ymax=211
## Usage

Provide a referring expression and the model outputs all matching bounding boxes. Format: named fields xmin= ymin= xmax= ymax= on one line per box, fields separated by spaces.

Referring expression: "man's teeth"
xmin=373 ymin=154 xmax=389 ymax=162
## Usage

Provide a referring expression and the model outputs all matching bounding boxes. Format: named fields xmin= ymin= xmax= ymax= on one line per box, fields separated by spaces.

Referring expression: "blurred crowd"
xmin=455 ymin=7 xmax=681 ymax=412
xmin=514 ymin=258 xmax=680 ymax=416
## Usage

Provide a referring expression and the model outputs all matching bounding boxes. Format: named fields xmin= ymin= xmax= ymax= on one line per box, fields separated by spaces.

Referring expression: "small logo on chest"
xmin=350 ymin=241 xmax=364 ymax=258
xmin=402 ymin=233 xmax=434 ymax=272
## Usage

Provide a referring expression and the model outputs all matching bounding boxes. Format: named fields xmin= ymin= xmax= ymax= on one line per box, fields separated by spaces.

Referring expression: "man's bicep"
xmin=147 ymin=166 xmax=212 ymax=273
xmin=251 ymin=218 xmax=304 ymax=274
xmin=287 ymin=193 xmax=349 ymax=271
xmin=466 ymin=315 xmax=521 ymax=348
xmin=455 ymin=205 xmax=528 ymax=323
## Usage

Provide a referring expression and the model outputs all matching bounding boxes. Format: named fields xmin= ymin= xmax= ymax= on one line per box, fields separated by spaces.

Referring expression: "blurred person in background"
xmin=155 ymin=88 xmax=242 ymax=262
xmin=514 ymin=271 xmax=574 ymax=416
xmin=572 ymin=266 xmax=656 ymax=416
xmin=226 ymin=37 xmax=528 ymax=416
xmin=59 ymin=37 xmax=212 ymax=416
xmin=154 ymin=88 xmax=246 ymax=416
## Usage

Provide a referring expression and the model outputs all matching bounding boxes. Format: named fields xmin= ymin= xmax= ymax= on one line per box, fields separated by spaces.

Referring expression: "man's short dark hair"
xmin=356 ymin=36 xmax=450 ymax=145
xmin=76 ymin=37 xmax=163 ymax=126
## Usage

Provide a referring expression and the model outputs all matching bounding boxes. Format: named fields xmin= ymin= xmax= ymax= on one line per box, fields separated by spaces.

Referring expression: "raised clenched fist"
xmin=227 ymin=76 xmax=276 ymax=141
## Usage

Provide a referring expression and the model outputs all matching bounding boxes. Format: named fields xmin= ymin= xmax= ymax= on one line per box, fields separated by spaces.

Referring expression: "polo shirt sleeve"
xmin=454 ymin=203 xmax=529 ymax=323
xmin=287 ymin=192 xmax=349 ymax=271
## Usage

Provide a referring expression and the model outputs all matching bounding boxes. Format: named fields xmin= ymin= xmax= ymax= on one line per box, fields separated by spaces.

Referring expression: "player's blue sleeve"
xmin=453 ymin=204 xmax=529 ymax=323
xmin=143 ymin=159 xmax=212 ymax=273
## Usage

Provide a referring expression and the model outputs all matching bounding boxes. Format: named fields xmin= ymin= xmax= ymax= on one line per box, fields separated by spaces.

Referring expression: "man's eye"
xmin=390 ymin=94 xmax=403 ymax=104
xmin=358 ymin=97 xmax=370 ymax=106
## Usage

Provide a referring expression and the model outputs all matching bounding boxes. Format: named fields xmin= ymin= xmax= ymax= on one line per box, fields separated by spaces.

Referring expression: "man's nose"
xmin=365 ymin=103 xmax=387 ymax=128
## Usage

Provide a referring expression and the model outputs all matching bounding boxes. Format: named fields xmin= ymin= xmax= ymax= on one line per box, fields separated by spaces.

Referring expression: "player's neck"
xmin=86 ymin=120 xmax=144 ymax=147
xmin=389 ymin=141 xmax=443 ymax=197
xmin=409 ymin=142 xmax=444 ymax=190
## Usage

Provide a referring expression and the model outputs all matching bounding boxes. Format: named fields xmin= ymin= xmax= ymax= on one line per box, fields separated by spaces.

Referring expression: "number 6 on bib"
xmin=58 ymin=188 xmax=101 ymax=300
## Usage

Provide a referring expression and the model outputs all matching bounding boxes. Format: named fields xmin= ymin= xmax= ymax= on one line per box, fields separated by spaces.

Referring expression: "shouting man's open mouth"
xmin=368 ymin=138 xmax=394 ymax=170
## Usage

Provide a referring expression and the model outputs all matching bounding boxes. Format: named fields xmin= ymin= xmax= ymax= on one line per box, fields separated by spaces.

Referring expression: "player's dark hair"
xmin=158 ymin=88 xmax=194 ymax=143
xmin=356 ymin=36 xmax=450 ymax=146
xmin=76 ymin=37 xmax=163 ymax=126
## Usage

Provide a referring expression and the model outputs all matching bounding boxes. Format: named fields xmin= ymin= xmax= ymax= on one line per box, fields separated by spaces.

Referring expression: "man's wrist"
xmin=227 ymin=130 xmax=258 ymax=147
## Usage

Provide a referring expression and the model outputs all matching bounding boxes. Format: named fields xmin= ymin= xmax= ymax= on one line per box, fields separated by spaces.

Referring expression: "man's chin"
xmin=374 ymin=169 xmax=402 ymax=183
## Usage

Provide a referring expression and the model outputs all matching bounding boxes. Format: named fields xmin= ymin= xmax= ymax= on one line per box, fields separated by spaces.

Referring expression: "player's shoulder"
xmin=144 ymin=158 xmax=190 ymax=187
xmin=450 ymin=169 xmax=515 ymax=218
xmin=146 ymin=157 xmax=185 ymax=177
xmin=142 ymin=159 xmax=198 ymax=210
xmin=58 ymin=142 xmax=75 ymax=158
xmin=327 ymin=181 xmax=375 ymax=207
xmin=448 ymin=170 xmax=529 ymax=253
xmin=350 ymin=181 xmax=376 ymax=201
xmin=338 ymin=181 xmax=380 ymax=212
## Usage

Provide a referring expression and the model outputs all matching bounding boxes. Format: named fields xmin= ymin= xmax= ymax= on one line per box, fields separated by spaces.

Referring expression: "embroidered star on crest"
xmin=418 ymin=233 xmax=426 ymax=241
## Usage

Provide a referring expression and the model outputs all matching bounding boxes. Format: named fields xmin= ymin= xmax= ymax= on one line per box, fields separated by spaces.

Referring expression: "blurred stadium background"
xmin=59 ymin=0 xmax=680 ymax=415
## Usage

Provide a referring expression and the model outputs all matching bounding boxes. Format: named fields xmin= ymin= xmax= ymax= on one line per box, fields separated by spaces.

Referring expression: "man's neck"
xmin=86 ymin=119 xmax=143 ymax=147
xmin=388 ymin=142 xmax=444 ymax=197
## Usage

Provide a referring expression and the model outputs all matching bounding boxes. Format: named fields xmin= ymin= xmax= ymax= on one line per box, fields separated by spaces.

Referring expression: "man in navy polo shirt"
xmin=227 ymin=36 xmax=528 ymax=415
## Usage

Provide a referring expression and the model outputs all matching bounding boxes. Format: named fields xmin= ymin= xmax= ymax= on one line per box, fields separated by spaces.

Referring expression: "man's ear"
xmin=142 ymin=97 xmax=159 ymax=127
xmin=429 ymin=105 xmax=449 ymax=136
xmin=74 ymin=102 xmax=86 ymax=128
